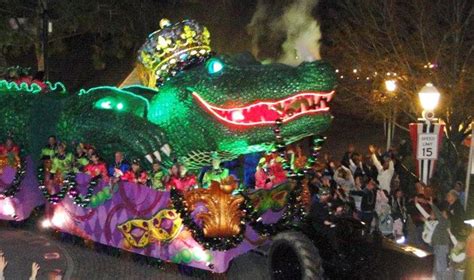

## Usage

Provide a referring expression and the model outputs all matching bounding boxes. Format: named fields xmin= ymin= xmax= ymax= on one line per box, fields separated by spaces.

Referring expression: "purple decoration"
xmin=0 ymin=158 xmax=45 ymax=221
xmin=45 ymin=178 xmax=281 ymax=273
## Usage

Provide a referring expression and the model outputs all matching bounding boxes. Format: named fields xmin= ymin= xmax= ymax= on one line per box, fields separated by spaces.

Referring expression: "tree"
xmin=319 ymin=0 xmax=474 ymax=191
xmin=0 ymin=0 xmax=165 ymax=78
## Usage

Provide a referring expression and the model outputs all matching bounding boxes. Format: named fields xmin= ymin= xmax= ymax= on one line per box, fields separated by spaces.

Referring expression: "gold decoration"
xmin=184 ymin=177 xmax=244 ymax=237
xmin=117 ymin=209 xmax=183 ymax=248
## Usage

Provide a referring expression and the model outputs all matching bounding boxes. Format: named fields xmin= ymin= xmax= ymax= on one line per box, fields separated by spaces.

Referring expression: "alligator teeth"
xmin=145 ymin=154 xmax=154 ymax=163
xmin=161 ymin=144 xmax=171 ymax=156
xmin=326 ymin=94 xmax=334 ymax=102
xmin=307 ymin=97 xmax=314 ymax=107
xmin=320 ymin=100 xmax=327 ymax=109
xmin=300 ymin=102 xmax=307 ymax=112
xmin=314 ymin=96 xmax=321 ymax=105
xmin=153 ymin=151 xmax=161 ymax=162
xmin=260 ymin=116 xmax=266 ymax=122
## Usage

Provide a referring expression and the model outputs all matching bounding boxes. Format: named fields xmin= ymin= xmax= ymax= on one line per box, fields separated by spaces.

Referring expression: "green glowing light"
xmin=116 ymin=103 xmax=124 ymax=110
xmin=206 ymin=58 xmax=224 ymax=74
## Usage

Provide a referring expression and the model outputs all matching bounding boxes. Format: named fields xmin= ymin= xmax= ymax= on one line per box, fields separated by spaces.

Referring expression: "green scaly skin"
xmin=0 ymin=53 xmax=336 ymax=169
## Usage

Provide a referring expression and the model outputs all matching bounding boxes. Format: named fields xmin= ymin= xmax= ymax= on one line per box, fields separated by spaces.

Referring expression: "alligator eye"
xmin=206 ymin=58 xmax=224 ymax=75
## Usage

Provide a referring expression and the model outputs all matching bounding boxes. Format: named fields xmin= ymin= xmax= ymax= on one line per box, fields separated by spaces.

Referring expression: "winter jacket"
xmin=431 ymin=204 xmax=450 ymax=246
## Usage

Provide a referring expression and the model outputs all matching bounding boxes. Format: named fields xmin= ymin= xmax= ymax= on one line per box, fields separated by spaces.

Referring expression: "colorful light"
xmin=207 ymin=59 xmax=224 ymax=74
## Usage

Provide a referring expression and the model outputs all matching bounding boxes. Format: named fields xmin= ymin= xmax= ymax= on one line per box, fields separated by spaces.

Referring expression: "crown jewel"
xmin=137 ymin=19 xmax=211 ymax=88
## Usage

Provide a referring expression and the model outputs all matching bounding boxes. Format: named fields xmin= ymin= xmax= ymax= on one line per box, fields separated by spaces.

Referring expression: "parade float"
xmin=0 ymin=18 xmax=408 ymax=279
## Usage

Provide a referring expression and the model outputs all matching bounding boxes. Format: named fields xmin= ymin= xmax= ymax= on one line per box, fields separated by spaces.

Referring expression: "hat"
xmin=132 ymin=158 xmax=141 ymax=165
xmin=319 ymin=187 xmax=331 ymax=196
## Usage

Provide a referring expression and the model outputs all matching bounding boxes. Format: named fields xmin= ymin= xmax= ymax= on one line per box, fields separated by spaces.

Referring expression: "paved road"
xmin=0 ymin=224 xmax=268 ymax=280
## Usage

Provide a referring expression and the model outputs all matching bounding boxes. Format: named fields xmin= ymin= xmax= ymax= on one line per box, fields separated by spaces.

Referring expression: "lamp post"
xmin=385 ymin=79 xmax=397 ymax=150
xmin=418 ymin=83 xmax=441 ymax=123
xmin=409 ymin=83 xmax=443 ymax=185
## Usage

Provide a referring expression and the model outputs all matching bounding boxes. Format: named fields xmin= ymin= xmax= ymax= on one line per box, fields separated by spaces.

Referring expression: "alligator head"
xmin=142 ymin=53 xmax=336 ymax=166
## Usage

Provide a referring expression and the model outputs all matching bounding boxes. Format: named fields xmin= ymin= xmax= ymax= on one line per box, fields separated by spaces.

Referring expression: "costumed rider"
xmin=85 ymin=153 xmax=109 ymax=182
xmin=108 ymin=151 xmax=130 ymax=179
xmin=0 ymin=137 xmax=20 ymax=173
xmin=149 ymin=161 xmax=167 ymax=190
xmin=166 ymin=162 xmax=196 ymax=192
xmin=255 ymin=154 xmax=287 ymax=190
xmin=202 ymin=152 xmax=229 ymax=188
xmin=73 ymin=143 xmax=89 ymax=172
xmin=50 ymin=142 xmax=74 ymax=185
xmin=40 ymin=135 xmax=57 ymax=173
xmin=122 ymin=159 xmax=148 ymax=185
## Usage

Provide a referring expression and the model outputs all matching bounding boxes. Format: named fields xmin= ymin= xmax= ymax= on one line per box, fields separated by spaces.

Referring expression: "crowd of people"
xmin=307 ymin=143 xmax=468 ymax=280
xmin=0 ymin=250 xmax=46 ymax=280
xmin=1 ymin=134 xmax=470 ymax=278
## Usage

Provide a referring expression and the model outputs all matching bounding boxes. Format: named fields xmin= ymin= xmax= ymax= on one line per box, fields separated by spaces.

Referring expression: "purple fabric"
xmin=0 ymin=158 xmax=45 ymax=221
xmin=46 ymin=177 xmax=281 ymax=273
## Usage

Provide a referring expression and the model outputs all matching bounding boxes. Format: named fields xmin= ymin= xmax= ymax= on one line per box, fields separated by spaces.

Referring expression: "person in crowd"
xmin=268 ymin=155 xmax=287 ymax=186
xmin=73 ymin=143 xmax=89 ymax=172
xmin=341 ymin=143 xmax=355 ymax=168
xmin=202 ymin=152 xmax=229 ymax=188
xmin=108 ymin=151 xmax=130 ymax=179
xmin=375 ymin=187 xmax=392 ymax=235
xmin=122 ymin=159 xmax=147 ymax=185
xmin=167 ymin=163 xmax=196 ymax=192
xmin=84 ymin=153 xmax=109 ymax=182
xmin=409 ymin=194 xmax=432 ymax=248
xmin=0 ymin=137 xmax=20 ymax=168
xmin=446 ymin=189 xmax=467 ymax=240
xmin=333 ymin=162 xmax=355 ymax=193
xmin=333 ymin=186 xmax=356 ymax=217
xmin=453 ymin=181 xmax=466 ymax=208
xmin=350 ymin=178 xmax=377 ymax=230
xmin=428 ymin=198 xmax=451 ymax=280
xmin=0 ymin=250 xmax=40 ymax=280
xmin=150 ymin=161 xmax=166 ymax=190
xmin=390 ymin=189 xmax=408 ymax=239
xmin=349 ymin=152 xmax=371 ymax=180
xmin=369 ymin=145 xmax=394 ymax=193
xmin=50 ymin=143 xmax=74 ymax=184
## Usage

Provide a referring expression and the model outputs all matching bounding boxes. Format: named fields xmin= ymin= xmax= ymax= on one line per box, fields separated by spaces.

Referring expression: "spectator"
xmin=369 ymin=145 xmax=394 ymax=193
xmin=108 ymin=151 xmax=130 ymax=178
xmin=428 ymin=199 xmax=450 ymax=280
xmin=375 ymin=188 xmax=392 ymax=235
xmin=333 ymin=163 xmax=354 ymax=193
xmin=446 ymin=189 xmax=467 ymax=240
xmin=350 ymin=178 xmax=377 ymax=230
xmin=453 ymin=181 xmax=466 ymax=208
xmin=349 ymin=152 xmax=371 ymax=180
xmin=0 ymin=250 xmax=40 ymax=280
xmin=390 ymin=189 xmax=408 ymax=239
xmin=341 ymin=143 xmax=355 ymax=168
xmin=122 ymin=159 xmax=148 ymax=185
xmin=409 ymin=194 xmax=432 ymax=248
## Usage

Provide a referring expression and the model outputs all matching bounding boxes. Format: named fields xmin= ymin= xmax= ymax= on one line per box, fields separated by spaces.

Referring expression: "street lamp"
xmin=418 ymin=83 xmax=440 ymax=121
xmin=385 ymin=79 xmax=397 ymax=150
xmin=385 ymin=79 xmax=397 ymax=93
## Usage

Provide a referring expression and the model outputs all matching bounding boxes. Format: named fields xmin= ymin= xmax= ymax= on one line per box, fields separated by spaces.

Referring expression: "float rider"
xmin=149 ymin=161 xmax=167 ymax=190
xmin=202 ymin=152 xmax=229 ymax=188
xmin=50 ymin=142 xmax=74 ymax=185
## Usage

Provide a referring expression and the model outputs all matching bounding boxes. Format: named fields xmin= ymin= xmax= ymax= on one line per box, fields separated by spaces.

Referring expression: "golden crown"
xmin=137 ymin=18 xmax=212 ymax=88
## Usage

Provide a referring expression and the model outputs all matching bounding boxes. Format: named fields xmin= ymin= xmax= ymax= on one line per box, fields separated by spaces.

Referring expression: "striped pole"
xmin=409 ymin=122 xmax=445 ymax=185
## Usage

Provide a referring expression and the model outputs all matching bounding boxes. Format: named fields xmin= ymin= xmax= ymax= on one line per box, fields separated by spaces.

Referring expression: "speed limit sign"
xmin=417 ymin=133 xmax=439 ymax=159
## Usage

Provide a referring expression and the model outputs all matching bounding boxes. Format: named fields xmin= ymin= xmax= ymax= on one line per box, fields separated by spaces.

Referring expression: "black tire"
xmin=268 ymin=231 xmax=322 ymax=280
